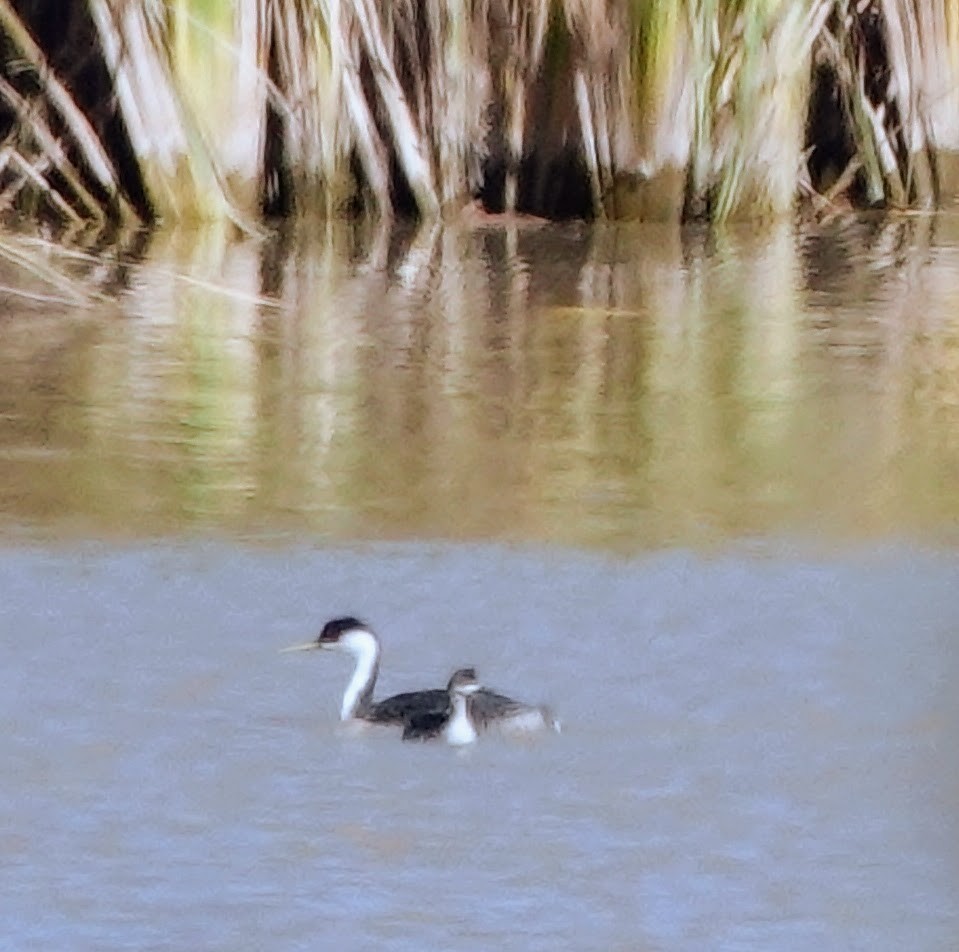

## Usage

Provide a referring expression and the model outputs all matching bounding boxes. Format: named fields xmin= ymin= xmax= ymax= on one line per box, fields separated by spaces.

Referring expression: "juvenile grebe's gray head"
xmin=447 ymin=667 xmax=481 ymax=696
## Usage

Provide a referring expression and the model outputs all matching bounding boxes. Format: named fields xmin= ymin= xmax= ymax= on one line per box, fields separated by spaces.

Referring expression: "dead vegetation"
xmin=0 ymin=0 xmax=957 ymax=228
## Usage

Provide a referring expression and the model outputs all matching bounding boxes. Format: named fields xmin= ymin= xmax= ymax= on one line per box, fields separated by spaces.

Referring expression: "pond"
xmin=1 ymin=214 xmax=957 ymax=950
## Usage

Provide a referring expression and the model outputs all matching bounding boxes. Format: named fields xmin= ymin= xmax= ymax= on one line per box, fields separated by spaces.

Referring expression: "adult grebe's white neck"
xmin=333 ymin=628 xmax=381 ymax=720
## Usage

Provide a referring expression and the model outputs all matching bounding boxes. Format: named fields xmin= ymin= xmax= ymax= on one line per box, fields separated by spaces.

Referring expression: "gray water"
xmin=2 ymin=542 xmax=957 ymax=950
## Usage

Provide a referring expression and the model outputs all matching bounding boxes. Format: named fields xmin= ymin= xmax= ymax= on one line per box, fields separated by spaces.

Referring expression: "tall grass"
xmin=1 ymin=0 xmax=959 ymax=226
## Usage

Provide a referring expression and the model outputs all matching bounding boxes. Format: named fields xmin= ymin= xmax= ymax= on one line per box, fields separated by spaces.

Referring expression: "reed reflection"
xmin=0 ymin=215 xmax=957 ymax=546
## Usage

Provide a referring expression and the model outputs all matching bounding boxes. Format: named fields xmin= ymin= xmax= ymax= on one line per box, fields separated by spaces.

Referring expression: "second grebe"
xmin=402 ymin=667 xmax=482 ymax=744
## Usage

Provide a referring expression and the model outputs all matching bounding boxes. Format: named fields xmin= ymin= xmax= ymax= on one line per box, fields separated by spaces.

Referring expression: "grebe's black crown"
xmin=318 ymin=616 xmax=368 ymax=644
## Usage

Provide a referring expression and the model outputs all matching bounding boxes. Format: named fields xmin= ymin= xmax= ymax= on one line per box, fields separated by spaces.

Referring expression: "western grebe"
xmin=402 ymin=667 xmax=482 ymax=745
xmin=283 ymin=616 xmax=560 ymax=735
xmin=282 ymin=616 xmax=450 ymax=725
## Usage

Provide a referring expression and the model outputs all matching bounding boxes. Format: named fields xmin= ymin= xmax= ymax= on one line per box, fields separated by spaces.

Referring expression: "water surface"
xmin=2 ymin=542 xmax=957 ymax=950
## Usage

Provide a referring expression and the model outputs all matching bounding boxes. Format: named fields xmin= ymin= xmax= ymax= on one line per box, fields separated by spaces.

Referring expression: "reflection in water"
xmin=0 ymin=215 xmax=958 ymax=545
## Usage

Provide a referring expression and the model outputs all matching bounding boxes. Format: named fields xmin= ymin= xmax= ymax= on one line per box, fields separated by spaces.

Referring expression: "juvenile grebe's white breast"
xmin=442 ymin=671 xmax=481 ymax=746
